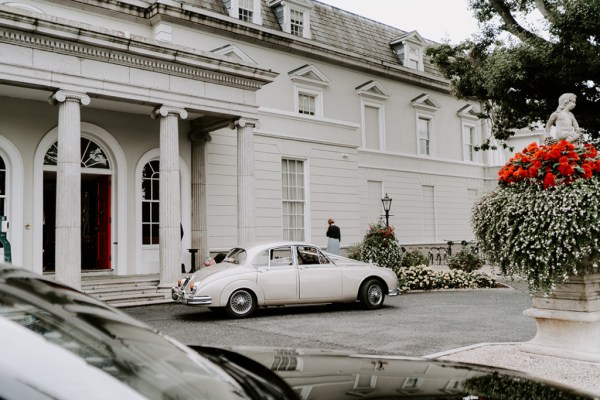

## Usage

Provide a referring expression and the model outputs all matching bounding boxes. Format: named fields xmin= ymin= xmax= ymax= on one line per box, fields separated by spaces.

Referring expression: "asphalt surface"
xmin=124 ymin=275 xmax=537 ymax=357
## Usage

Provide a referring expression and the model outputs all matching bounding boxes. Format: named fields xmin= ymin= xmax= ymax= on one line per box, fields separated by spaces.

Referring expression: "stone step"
xmin=80 ymin=274 xmax=170 ymax=308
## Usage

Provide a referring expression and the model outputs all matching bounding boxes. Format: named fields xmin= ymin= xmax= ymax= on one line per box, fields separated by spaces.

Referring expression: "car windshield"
xmin=0 ymin=275 xmax=250 ymax=400
xmin=224 ymin=248 xmax=247 ymax=264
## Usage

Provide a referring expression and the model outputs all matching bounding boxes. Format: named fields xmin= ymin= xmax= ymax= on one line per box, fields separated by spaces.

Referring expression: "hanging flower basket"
xmin=472 ymin=140 xmax=600 ymax=294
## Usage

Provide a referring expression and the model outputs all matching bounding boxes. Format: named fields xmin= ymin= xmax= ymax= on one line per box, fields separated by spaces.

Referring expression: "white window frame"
xmin=290 ymin=8 xmax=304 ymax=37
xmin=458 ymin=105 xmax=482 ymax=163
xmin=360 ymin=99 xmax=386 ymax=151
xmin=225 ymin=0 xmax=263 ymax=25
xmin=294 ymin=85 xmax=323 ymax=118
xmin=281 ymin=158 xmax=309 ymax=242
xmin=462 ymin=122 xmax=479 ymax=162
xmin=416 ymin=113 xmax=434 ymax=156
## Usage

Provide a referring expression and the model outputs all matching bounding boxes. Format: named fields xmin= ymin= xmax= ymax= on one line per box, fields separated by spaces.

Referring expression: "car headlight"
xmin=191 ymin=281 xmax=202 ymax=293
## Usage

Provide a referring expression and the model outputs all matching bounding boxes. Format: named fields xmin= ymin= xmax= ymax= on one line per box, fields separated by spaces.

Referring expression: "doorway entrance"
xmin=43 ymin=172 xmax=112 ymax=271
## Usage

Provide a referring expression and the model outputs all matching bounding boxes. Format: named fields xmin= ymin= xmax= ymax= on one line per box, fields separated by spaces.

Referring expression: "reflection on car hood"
xmin=218 ymin=346 xmax=598 ymax=400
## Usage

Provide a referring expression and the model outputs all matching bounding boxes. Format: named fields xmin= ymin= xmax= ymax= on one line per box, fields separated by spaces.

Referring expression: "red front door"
xmin=96 ymin=175 xmax=111 ymax=269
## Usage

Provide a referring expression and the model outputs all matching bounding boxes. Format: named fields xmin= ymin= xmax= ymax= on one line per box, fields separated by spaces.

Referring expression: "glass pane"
xmin=142 ymin=202 xmax=150 ymax=222
xmin=152 ymin=180 xmax=159 ymax=201
xmin=81 ymin=138 xmax=109 ymax=169
xmin=44 ymin=142 xmax=58 ymax=165
xmin=142 ymin=224 xmax=150 ymax=245
xmin=142 ymin=179 xmax=151 ymax=200
xmin=0 ymin=170 xmax=5 ymax=196
xmin=151 ymin=203 xmax=159 ymax=223
xmin=151 ymin=223 xmax=159 ymax=245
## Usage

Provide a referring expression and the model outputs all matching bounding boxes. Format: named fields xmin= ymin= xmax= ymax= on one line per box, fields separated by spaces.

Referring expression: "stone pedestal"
xmin=520 ymin=273 xmax=600 ymax=362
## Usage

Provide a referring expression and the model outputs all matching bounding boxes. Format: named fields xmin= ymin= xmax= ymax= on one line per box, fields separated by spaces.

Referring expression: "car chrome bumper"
xmin=388 ymin=288 xmax=401 ymax=296
xmin=171 ymin=287 xmax=213 ymax=306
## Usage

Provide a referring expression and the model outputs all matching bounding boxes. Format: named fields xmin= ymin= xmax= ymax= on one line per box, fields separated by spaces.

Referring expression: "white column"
xmin=152 ymin=106 xmax=188 ymax=287
xmin=49 ymin=90 xmax=90 ymax=290
xmin=189 ymin=130 xmax=211 ymax=267
xmin=230 ymin=118 xmax=259 ymax=247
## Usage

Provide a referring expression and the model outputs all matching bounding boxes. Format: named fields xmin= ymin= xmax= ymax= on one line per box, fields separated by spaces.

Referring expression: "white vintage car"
xmin=172 ymin=242 xmax=400 ymax=318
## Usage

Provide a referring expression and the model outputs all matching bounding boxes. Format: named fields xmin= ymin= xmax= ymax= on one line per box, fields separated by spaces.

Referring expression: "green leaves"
xmin=428 ymin=0 xmax=600 ymax=146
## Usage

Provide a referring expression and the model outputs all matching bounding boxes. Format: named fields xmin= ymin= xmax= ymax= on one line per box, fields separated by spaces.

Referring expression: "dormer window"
xmin=223 ymin=0 xmax=263 ymax=25
xmin=269 ymin=0 xmax=313 ymax=39
xmin=390 ymin=31 xmax=426 ymax=71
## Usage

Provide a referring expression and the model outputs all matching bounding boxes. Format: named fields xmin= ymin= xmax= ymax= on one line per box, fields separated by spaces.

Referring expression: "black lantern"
xmin=381 ymin=194 xmax=392 ymax=227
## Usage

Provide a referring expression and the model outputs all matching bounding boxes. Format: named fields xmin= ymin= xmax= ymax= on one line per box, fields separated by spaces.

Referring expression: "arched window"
xmin=43 ymin=138 xmax=110 ymax=169
xmin=141 ymin=160 xmax=160 ymax=245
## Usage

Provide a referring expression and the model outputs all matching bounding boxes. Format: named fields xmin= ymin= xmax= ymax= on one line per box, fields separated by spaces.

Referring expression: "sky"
xmin=316 ymin=0 xmax=480 ymax=43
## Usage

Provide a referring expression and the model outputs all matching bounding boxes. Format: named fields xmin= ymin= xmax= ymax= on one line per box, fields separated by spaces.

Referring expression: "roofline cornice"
xmin=152 ymin=3 xmax=451 ymax=92
xmin=55 ymin=0 xmax=452 ymax=93
xmin=0 ymin=5 xmax=278 ymax=91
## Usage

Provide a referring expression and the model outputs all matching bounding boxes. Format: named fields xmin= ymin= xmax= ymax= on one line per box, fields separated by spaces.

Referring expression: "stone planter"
xmin=520 ymin=273 xmax=600 ymax=362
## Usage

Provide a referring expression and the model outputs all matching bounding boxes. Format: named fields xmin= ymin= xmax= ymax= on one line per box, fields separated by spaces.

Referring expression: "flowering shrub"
xmin=356 ymin=222 xmax=403 ymax=271
xmin=473 ymin=140 xmax=600 ymax=293
xmin=447 ymin=249 xmax=484 ymax=272
xmin=400 ymin=249 xmax=430 ymax=267
xmin=397 ymin=265 xmax=497 ymax=291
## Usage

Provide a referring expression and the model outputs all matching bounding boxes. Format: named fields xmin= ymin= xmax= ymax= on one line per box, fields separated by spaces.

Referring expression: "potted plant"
xmin=472 ymin=139 xmax=600 ymax=362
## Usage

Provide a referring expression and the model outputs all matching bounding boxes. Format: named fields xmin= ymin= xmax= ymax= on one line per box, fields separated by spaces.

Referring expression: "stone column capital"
xmin=188 ymin=130 xmax=212 ymax=143
xmin=49 ymin=90 xmax=90 ymax=106
xmin=152 ymin=105 xmax=188 ymax=120
xmin=230 ymin=117 xmax=260 ymax=130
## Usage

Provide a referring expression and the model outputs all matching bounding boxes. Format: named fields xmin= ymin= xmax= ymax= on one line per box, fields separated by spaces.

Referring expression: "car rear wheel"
xmin=225 ymin=289 xmax=256 ymax=318
xmin=359 ymin=279 xmax=385 ymax=309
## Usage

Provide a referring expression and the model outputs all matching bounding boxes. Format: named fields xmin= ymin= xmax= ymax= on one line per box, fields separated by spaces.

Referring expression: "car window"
xmin=271 ymin=247 xmax=293 ymax=267
xmin=296 ymin=246 xmax=330 ymax=265
xmin=253 ymin=247 xmax=294 ymax=267
xmin=223 ymin=248 xmax=247 ymax=264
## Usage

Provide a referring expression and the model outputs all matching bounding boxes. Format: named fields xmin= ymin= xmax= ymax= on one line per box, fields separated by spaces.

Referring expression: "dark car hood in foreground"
xmin=206 ymin=346 xmax=598 ymax=400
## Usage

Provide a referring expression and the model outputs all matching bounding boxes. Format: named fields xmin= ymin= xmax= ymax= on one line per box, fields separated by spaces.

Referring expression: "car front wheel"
xmin=359 ymin=279 xmax=385 ymax=309
xmin=225 ymin=289 xmax=257 ymax=318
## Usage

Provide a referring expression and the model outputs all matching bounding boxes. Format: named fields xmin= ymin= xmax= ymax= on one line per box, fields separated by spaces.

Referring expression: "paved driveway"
xmin=125 ymin=277 xmax=536 ymax=356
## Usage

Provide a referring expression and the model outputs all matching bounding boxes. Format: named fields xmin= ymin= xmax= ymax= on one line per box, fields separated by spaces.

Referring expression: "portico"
xmin=0 ymin=5 xmax=277 ymax=289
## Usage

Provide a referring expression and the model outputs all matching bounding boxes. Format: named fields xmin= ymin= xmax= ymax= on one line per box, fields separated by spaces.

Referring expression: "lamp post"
xmin=381 ymin=194 xmax=393 ymax=227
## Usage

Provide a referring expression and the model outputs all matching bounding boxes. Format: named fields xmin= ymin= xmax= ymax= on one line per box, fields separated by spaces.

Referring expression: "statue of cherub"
xmin=544 ymin=93 xmax=583 ymax=144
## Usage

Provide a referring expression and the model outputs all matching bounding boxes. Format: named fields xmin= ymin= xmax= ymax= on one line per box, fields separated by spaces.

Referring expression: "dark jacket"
xmin=326 ymin=224 xmax=341 ymax=241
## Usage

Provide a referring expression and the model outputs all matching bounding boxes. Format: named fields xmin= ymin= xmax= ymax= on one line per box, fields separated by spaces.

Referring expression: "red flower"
xmin=498 ymin=140 xmax=600 ymax=189
xmin=543 ymin=172 xmax=556 ymax=189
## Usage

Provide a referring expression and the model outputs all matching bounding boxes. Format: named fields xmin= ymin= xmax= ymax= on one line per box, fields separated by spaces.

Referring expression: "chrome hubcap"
xmin=368 ymin=285 xmax=382 ymax=305
xmin=231 ymin=291 xmax=252 ymax=314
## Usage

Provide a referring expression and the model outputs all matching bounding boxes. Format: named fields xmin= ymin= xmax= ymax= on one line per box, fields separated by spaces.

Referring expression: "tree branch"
xmin=534 ymin=0 xmax=557 ymax=25
xmin=489 ymin=0 xmax=548 ymax=43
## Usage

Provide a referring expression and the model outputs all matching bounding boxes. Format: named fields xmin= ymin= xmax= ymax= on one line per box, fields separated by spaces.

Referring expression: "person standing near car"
xmin=326 ymin=218 xmax=341 ymax=255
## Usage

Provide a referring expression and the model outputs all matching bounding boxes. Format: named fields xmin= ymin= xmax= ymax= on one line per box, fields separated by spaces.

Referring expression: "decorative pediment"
xmin=457 ymin=104 xmax=480 ymax=120
xmin=389 ymin=30 xmax=427 ymax=47
xmin=288 ymin=64 xmax=330 ymax=87
xmin=355 ymin=80 xmax=391 ymax=100
xmin=411 ymin=93 xmax=440 ymax=111
xmin=269 ymin=0 xmax=314 ymax=10
xmin=211 ymin=44 xmax=256 ymax=65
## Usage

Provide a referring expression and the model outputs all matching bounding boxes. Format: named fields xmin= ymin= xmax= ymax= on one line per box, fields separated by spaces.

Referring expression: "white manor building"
xmin=0 ymin=0 xmax=506 ymax=289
